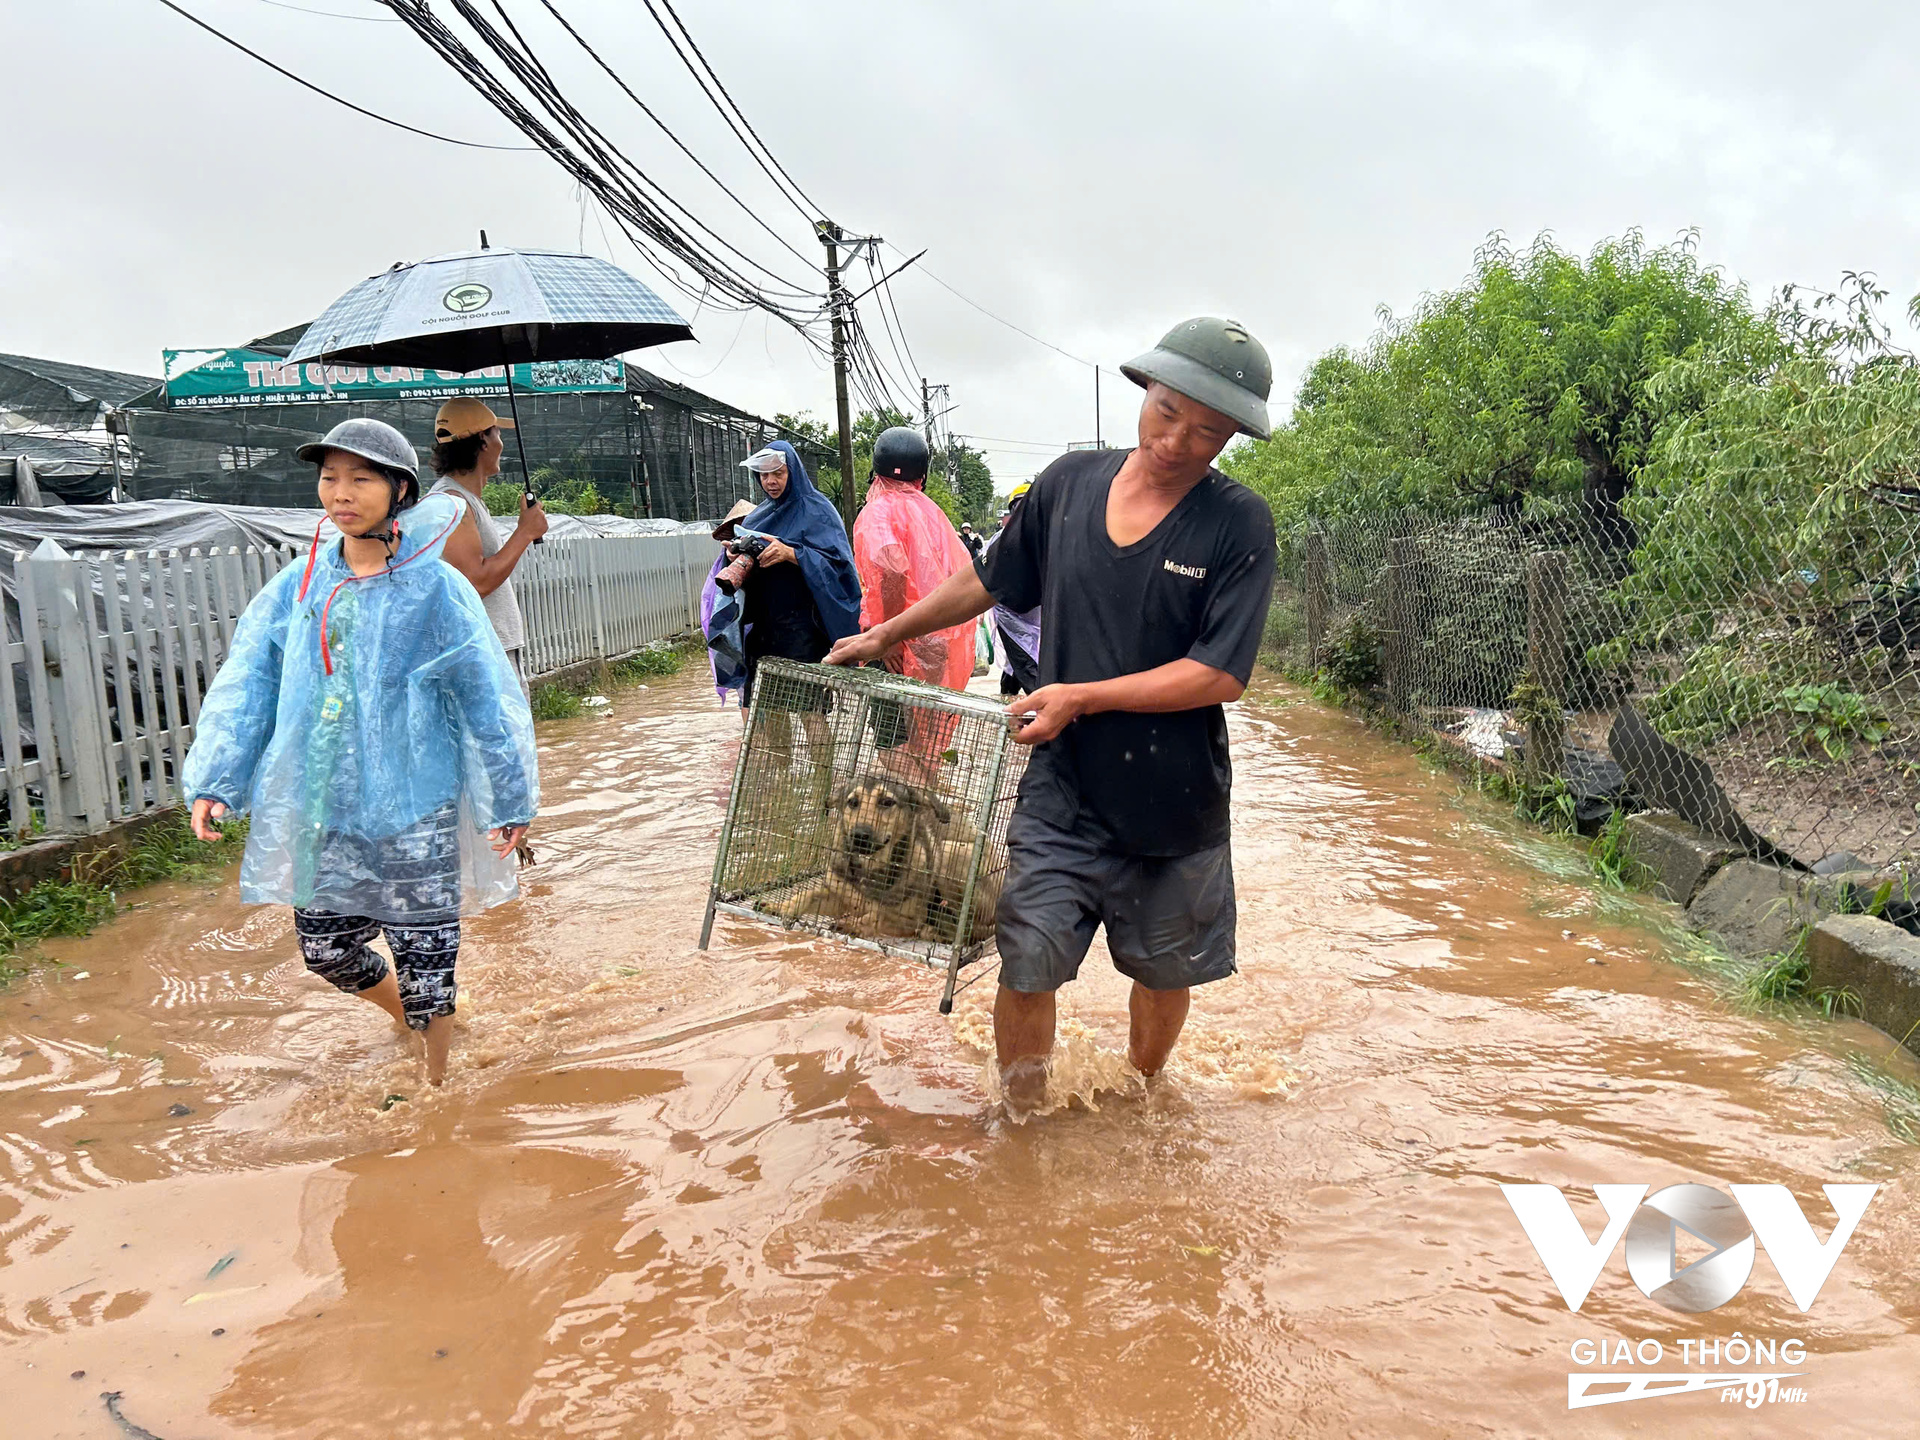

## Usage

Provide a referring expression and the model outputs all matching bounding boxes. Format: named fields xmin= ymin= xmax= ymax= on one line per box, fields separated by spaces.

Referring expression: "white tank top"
xmin=428 ymin=477 xmax=526 ymax=652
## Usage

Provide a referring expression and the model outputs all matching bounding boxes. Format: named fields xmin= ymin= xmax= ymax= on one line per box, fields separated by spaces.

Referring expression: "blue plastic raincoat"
xmin=703 ymin=439 xmax=860 ymax=700
xmin=181 ymin=494 xmax=539 ymax=925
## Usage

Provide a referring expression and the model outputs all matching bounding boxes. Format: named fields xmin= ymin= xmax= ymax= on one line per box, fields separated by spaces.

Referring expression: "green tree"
xmin=1224 ymin=231 xmax=1775 ymax=530
xmin=941 ymin=439 xmax=995 ymax=521
xmin=1618 ymin=275 xmax=1920 ymax=658
xmin=486 ymin=450 xmax=617 ymax=516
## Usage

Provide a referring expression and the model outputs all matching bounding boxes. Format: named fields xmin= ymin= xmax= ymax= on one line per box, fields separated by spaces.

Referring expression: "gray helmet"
xmin=1120 ymin=317 xmax=1273 ymax=440
xmin=296 ymin=417 xmax=420 ymax=478
xmin=296 ymin=417 xmax=421 ymax=513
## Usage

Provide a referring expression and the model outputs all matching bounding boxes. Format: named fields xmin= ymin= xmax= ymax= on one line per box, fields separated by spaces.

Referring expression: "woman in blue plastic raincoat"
xmin=182 ymin=418 xmax=538 ymax=1086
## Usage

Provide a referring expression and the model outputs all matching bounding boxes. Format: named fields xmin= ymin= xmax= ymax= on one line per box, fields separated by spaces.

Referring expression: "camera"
xmin=715 ymin=532 xmax=771 ymax=596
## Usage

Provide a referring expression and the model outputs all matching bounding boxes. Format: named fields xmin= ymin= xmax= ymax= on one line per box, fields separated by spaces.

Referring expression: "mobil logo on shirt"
xmin=1163 ymin=559 xmax=1208 ymax=580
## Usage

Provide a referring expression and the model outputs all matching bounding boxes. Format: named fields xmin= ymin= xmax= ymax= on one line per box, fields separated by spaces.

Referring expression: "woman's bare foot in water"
xmin=424 ymin=1015 xmax=453 ymax=1087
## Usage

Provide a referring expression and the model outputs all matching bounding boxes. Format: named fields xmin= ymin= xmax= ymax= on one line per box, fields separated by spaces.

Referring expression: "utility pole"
xmin=818 ymin=221 xmax=860 ymax=531
xmin=920 ymin=378 xmax=956 ymax=502
xmin=1094 ymin=365 xmax=1102 ymax=448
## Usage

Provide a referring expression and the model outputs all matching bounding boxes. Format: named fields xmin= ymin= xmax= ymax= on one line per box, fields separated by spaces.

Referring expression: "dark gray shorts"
xmin=994 ymin=805 xmax=1238 ymax=994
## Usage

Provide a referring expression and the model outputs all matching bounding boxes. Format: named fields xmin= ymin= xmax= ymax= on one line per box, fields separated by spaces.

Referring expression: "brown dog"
xmin=770 ymin=776 xmax=996 ymax=944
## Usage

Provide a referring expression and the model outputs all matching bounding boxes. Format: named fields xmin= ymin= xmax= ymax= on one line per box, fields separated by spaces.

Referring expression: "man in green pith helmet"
xmin=825 ymin=318 xmax=1278 ymax=1112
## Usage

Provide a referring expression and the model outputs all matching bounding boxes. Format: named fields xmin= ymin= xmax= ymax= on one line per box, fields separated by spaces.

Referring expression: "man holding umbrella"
xmin=428 ymin=397 xmax=548 ymax=690
xmin=292 ymin=240 xmax=691 ymax=685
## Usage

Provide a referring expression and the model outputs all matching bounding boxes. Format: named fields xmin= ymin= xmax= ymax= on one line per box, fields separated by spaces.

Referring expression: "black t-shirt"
xmin=742 ymin=556 xmax=828 ymax=661
xmin=975 ymin=448 xmax=1276 ymax=857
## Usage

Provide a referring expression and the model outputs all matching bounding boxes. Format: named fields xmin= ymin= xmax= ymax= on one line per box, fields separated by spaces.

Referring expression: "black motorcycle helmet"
xmin=871 ymin=426 xmax=930 ymax=484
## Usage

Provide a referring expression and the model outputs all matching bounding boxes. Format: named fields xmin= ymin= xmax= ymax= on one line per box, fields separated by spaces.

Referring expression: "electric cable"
xmin=532 ymin=0 xmax=824 ymax=275
xmin=893 ymin=244 xmax=1096 ymax=367
xmin=154 ymin=0 xmax=537 ymax=150
xmin=863 ymin=252 xmax=921 ymax=404
xmin=468 ymin=0 xmax=818 ymax=300
xmin=642 ymin=0 xmax=828 ymax=219
xmin=375 ymin=0 xmax=830 ymax=332
xmin=251 ymin=0 xmax=399 ymax=17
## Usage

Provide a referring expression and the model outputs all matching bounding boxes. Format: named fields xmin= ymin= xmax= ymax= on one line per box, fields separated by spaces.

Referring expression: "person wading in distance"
xmin=428 ymin=396 xmax=549 ymax=693
xmin=825 ymin=319 xmax=1278 ymax=1113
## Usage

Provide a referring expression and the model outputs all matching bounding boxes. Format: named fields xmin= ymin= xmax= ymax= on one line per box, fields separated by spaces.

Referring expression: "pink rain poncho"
xmin=854 ymin=477 xmax=975 ymax=691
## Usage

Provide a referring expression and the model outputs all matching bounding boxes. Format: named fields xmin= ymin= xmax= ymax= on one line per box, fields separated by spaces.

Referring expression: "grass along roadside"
xmin=0 ymin=811 xmax=249 ymax=987
xmin=530 ymin=637 xmax=700 ymax=721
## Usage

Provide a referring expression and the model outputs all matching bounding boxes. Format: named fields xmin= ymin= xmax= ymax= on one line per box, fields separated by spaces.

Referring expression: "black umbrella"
xmin=289 ymin=237 xmax=695 ymax=519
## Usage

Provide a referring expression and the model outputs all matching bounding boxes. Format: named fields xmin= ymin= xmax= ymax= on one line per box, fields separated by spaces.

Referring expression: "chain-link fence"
xmin=1267 ymin=493 xmax=1920 ymax=872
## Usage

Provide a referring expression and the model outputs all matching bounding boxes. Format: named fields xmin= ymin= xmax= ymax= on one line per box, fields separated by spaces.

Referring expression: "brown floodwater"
xmin=5 ymin=670 xmax=1920 ymax=1438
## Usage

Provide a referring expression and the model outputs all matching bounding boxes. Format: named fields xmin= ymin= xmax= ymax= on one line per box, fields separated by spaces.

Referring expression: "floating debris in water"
xmin=101 ymin=1390 xmax=166 ymax=1440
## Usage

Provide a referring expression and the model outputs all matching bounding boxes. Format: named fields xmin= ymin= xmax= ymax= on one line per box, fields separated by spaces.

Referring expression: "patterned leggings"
xmin=293 ymin=909 xmax=461 ymax=1031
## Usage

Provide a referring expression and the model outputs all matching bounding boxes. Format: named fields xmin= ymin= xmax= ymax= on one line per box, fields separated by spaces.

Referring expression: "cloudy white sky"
xmin=9 ymin=0 xmax=1920 ymax=486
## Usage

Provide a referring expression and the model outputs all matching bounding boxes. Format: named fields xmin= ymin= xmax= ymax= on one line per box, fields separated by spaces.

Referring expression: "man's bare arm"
xmin=442 ymin=509 xmax=540 ymax=598
xmin=1010 ymin=659 xmax=1244 ymax=745
xmin=824 ymin=565 xmax=994 ymax=666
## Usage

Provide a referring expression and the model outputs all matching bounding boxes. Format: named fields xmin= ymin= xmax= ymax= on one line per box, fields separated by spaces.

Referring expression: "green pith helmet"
xmin=1119 ymin=317 xmax=1273 ymax=440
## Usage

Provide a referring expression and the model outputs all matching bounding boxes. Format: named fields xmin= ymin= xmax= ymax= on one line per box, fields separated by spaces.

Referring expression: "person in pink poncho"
xmin=851 ymin=426 xmax=974 ymax=777
xmin=853 ymin=427 xmax=974 ymax=692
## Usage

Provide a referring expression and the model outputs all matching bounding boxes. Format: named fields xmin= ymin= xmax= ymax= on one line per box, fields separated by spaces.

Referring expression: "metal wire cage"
xmin=699 ymin=658 xmax=1029 ymax=1011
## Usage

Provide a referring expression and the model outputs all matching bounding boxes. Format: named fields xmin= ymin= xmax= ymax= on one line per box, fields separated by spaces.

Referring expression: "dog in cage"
xmin=768 ymin=775 xmax=1001 ymax=945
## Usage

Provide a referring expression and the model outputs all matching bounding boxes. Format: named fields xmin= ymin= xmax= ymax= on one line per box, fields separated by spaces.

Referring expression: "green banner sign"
xmin=160 ymin=348 xmax=625 ymax=409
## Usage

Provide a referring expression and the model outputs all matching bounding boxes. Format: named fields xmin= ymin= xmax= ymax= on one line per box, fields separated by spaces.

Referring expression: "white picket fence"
xmin=3 ymin=528 xmax=717 ymax=838
xmin=514 ymin=531 xmax=713 ymax=678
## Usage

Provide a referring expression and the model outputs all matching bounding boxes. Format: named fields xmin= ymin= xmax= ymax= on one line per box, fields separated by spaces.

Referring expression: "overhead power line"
xmin=641 ymin=0 xmax=829 ymax=220
xmin=153 ymin=0 xmax=537 ymax=150
xmin=250 ymin=0 xmax=399 ymax=19
xmin=531 ymin=0 xmax=823 ymax=277
xmin=960 ymin=433 xmax=1076 ymax=447
xmin=373 ymin=0 xmax=829 ymax=334
xmin=895 ymin=245 xmax=1096 ymax=367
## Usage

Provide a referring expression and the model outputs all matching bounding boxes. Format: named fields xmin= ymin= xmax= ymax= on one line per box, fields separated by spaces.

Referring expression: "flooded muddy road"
xmin=5 ymin=669 xmax=1920 ymax=1437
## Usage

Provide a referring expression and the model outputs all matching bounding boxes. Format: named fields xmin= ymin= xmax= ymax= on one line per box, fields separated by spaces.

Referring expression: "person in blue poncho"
xmin=181 ymin=418 xmax=539 ymax=1087
xmin=703 ymin=438 xmax=861 ymax=801
xmin=703 ymin=438 xmax=859 ymax=702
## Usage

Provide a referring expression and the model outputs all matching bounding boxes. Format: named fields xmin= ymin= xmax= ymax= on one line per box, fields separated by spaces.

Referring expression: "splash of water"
xmin=948 ymin=987 xmax=1300 ymax=1123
